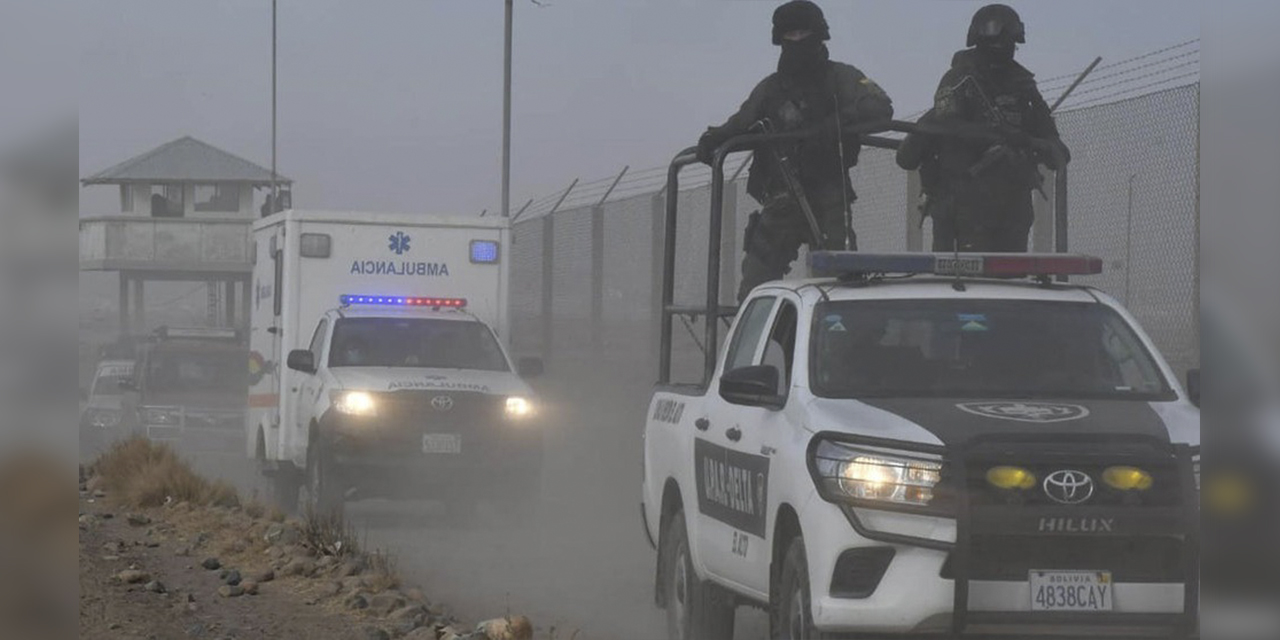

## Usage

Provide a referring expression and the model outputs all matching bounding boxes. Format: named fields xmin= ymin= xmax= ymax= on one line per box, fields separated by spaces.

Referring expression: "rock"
xmin=341 ymin=576 xmax=364 ymax=593
xmin=344 ymin=593 xmax=370 ymax=610
xmin=145 ymin=580 xmax=166 ymax=594
xmin=223 ymin=570 xmax=242 ymax=586
xmin=200 ymin=557 xmax=221 ymax=571
xmin=362 ymin=627 xmax=390 ymax=640
xmin=93 ymin=489 xmax=106 ymax=498
xmin=102 ymin=541 xmax=122 ymax=554
xmin=175 ymin=546 xmax=192 ymax=557
xmin=217 ymin=585 xmax=244 ymax=598
xmin=402 ymin=628 xmax=437 ymax=640
xmin=404 ymin=588 xmax=428 ymax=604
xmin=218 ymin=569 xmax=229 ymax=580
xmin=250 ymin=569 xmax=275 ymax=583
xmin=317 ymin=554 xmax=338 ymax=569
xmin=115 ymin=569 xmax=150 ymax=584
xmin=337 ymin=559 xmax=366 ymax=578
xmin=185 ymin=622 xmax=207 ymax=637
xmin=100 ymin=512 xmax=114 ymax=519
xmin=145 ymin=540 xmax=161 ymax=548
xmin=266 ymin=546 xmax=286 ymax=559
xmin=282 ymin=557 xmax=316 ymax=577
xmin=240 ymin=580 xmax=259 ymax=596
xmin=78 ymin=514 xmax=96 ymax=528
xmin=263 ymin=523 xmax=300 ymax=546
xmin=476 ymin=616 xmax=533 ymax=640
xmin=437 ymin=627 xmax=464 ymax=640
xmin=369 ymin=590 xmax=406 ymax=615
xmin=186 ymin=602 xmax=199 ymax=614
xmin=126 ymin=513 xmax=152 ymax=527
xmin=101 ymin=555 xmax=120 ymax=562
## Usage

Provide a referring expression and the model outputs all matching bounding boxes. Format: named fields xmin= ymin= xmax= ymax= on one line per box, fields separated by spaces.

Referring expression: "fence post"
xmin=720 ymin=182 xmax=738 ymax=305
xmin=590 ymin=204 xmax=605 ymax=352
xmin=541 ymin=214 xmax=555 ymax=357
xmin=649 ymin=191 xmax=665 ymax=368
xmin=906 ymin=170 xmax=924 ymax=252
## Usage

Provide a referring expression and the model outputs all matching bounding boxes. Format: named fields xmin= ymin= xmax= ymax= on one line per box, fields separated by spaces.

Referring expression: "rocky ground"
xmin=79 ymin=461 xmax=535 ymax=640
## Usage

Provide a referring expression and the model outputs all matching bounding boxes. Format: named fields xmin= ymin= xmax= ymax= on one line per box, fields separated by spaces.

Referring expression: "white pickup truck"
xmin=247 ymin=210 xmax=544 ymax=516
xmin=641 ymin=252 xmax=1201 ymax=639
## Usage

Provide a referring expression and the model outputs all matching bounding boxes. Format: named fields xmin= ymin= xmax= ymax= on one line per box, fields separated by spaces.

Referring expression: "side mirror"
xmin=1186 ymin=368 xmax=1200 ymax=407
xmin=286 ymin=349 xmax=317 ymax=374
xmin=719 ymin=365 xmax=786 ymax=410
xmin=517 ymin=357 xmax=544 ymax=378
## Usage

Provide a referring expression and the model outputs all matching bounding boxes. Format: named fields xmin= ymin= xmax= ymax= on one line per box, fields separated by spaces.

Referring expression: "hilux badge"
xmin=956 ymin=402 xmax=1090 ymax=423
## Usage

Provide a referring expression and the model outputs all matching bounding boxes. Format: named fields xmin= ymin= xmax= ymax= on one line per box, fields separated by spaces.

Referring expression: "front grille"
xmin=942 ymin=535 xmax=1186 ymax=583
xmin=184 ymin=411 xmax=244 ymax=430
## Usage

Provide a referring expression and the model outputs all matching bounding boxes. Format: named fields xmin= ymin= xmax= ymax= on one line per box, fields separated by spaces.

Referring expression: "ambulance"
xmin=246 ymin=210 xmax=543 ymax=516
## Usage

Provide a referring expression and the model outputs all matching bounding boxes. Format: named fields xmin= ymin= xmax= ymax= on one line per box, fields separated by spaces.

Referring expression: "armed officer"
xmin=902 ymin=4 xmax=1069 ymax=253
xmin=696 ymin=0 xmax=893 ymax=301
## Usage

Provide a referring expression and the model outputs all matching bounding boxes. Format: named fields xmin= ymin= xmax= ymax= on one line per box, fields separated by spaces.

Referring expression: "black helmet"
xmin=966 ymin=4 xmax=1025 ymax=47
xmin=772 ymin=0 xmax=830 ymax=45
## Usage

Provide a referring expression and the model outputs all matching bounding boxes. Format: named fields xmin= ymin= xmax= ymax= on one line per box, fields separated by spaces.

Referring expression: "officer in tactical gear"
xmin=909 ymin=3 xmax=1070 ymax=253
xmin=696 ymin=0 xmax=893 ymax=301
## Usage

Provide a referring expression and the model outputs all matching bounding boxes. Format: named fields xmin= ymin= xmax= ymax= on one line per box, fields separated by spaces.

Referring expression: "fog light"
xmin=986 ymin=466 xmax=1036 ymax=490
xmin=1102 ymin=466 xmax=1153 ymax=491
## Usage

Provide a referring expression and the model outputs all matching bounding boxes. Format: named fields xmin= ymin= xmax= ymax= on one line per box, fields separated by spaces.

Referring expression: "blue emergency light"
xmin=339 ymin=295 xmax=467 ymax=308
xmin=470 ymin=240 xmax=500 ymax=264
xmin=808 ymin=251 xmax=1103 ymax=279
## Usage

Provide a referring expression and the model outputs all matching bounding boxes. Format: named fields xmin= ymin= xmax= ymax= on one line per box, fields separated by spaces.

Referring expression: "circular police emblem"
xmin=956 ymin=402 xmax=1090 ymax=424
xmin=430 ymin=395 xmax=454 ymax=412
xmin=1043 ymin=470 xmax=1095 ymax=505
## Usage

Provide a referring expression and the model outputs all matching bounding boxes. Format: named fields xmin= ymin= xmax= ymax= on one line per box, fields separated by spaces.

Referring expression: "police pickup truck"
xmin=641 ymin=252 xmax=1200 ymax=639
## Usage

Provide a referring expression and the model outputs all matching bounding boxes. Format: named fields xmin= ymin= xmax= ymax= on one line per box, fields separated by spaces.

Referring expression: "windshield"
xmin=810 ymin=299 xmax=1173 ymax=400
xmin=91 ymin=367 xmax=133 ymax=397
xmin=145 ymin=349 xmax=247 ymax=393
xmin=329 ymin=318 xmax=509 ymax=371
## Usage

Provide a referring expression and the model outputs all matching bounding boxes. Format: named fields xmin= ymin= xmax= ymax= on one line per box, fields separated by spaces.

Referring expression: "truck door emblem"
xmin=430 ymin=395 xmax=454 ymax=411
xmin=956 ymin=402 xmax=1090 ymax=423
xmin=1043 ymin=470 xmax=1095 ymax=505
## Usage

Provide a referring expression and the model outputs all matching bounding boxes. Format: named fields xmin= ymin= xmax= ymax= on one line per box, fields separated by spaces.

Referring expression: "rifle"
xmin=749 ymin=118 xmax=826 ymax=248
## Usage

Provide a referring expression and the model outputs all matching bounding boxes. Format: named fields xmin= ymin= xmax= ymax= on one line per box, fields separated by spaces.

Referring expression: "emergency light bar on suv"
xmin=338 ymin=295 xmax=468 ymax=308
xmin=808 ymin=251 xmax=1104 ymax=279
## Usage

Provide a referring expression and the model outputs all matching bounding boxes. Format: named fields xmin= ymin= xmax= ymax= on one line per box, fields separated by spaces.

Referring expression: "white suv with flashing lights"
xmin=641 ymin=252 xmax=1200 ymax=639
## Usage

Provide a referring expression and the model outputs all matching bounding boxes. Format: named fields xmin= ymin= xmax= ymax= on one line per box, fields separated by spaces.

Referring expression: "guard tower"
xmin=80 ymin=136 xmax=293 ymax=335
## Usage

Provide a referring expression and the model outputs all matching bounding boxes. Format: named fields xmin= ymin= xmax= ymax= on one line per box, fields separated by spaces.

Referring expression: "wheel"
xmin=270 ymin=466 xmax=302 ymax=515
xmin=301 ymin=438 xmax=344 ymax=517
xmin=661 ymin=511 xmax=735 ymax=640
xmin=773 ymin=536 xmax=828 ymax=640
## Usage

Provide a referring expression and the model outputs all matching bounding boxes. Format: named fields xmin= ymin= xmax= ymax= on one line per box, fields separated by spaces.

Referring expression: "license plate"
xmin=421 ymin=434 xmax=462 ymax=454
xmin=1029 ymin=570 xmax=1113 ymax=612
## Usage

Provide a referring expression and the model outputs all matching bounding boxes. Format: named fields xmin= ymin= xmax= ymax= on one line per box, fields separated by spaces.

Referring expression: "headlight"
xmin=142 ymin=407 xmax=180 ymax=425
xmin=1102 ymin=466 xmax=1154 ymax=491
xmin=811 ymin=439 xmax=944 ymax=509
xmin=505 ymin=396 xmax=534 ymax=419
xmin=89 ymin=410 xmax=122 ymax=428
xmin=331 ymin=390 xmax=377 ymax=416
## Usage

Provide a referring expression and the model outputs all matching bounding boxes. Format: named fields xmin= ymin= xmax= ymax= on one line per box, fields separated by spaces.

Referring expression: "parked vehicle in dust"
xmin=642 ymin=252 xmax=1201 ymax=639
xmin=119 ymin=327 xmax=249 ymax=449
xmin=247 ymin=210 xmax=544 ymax=517
xmin=79 ymin=358 xmax=135 ymax=454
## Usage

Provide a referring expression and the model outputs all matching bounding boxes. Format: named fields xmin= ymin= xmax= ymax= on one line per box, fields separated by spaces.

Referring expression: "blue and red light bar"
xmin=808 ymin=251 xmax=1103 ymax=279
xmin=339 ymin=295 xmax=467 ymax=308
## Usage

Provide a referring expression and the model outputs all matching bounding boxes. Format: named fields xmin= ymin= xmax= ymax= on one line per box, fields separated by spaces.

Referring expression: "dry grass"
xmin=91 ymin=436 xmax=239 ymax=509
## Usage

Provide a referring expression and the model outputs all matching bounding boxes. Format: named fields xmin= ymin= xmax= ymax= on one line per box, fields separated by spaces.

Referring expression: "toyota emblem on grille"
xmin=430 ymin=395 xmax=454 ymax=412
xmin=1043 ymin=470 xmax=1095 ymax=505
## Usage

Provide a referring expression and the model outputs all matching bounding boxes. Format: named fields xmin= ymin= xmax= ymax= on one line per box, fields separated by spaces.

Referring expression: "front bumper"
xmin=801 ymin=433 xmax=1199 ymax=638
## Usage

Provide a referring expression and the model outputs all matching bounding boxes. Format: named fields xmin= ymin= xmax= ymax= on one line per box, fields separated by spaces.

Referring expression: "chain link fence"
xmin=510 ymin=81 xmax=1200 ymax=382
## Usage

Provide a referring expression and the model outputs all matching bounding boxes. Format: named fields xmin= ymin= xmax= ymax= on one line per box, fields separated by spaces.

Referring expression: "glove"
xmin=696 ymin=129 xmax=725 ymax=166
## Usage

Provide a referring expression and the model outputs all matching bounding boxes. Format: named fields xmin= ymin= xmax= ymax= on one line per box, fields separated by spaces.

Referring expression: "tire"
xmin=302 ymin=438 xmax=344 ymax=518
xmin=661 ymin=511 xmax=735 ymax=640
xmin=271 ymin=466 xmax=302 ymax=515
xmin=773 ymin=536 xmax=828 ymax=640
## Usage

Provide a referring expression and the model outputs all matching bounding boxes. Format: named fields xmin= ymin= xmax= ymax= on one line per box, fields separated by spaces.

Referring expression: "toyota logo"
xmin=430 ymin=395 xmax=454 ymax=412
xmin=1043 ymin=470 xmax=1095 ymax=505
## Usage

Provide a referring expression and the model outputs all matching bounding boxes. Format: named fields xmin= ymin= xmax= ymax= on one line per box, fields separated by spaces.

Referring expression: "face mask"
xmin=778 ymin=38 xmax=829 ymax=77
xmin=975 ymin=40 xmax=1016 ymax=66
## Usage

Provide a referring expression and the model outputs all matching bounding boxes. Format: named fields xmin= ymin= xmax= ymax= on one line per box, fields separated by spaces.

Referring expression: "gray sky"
xmin=78 ymin=0 xmax=1201 ymax=217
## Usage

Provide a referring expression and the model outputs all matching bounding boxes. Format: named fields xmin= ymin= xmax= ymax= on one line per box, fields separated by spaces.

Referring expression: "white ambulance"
xmin=246 ymin=210 xmax=544 ymax=516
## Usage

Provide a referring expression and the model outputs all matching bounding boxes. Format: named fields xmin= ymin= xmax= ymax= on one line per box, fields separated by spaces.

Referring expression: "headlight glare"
xmin=986 ymin=466 xmax=1037 ymax=490
xmin=505 ymin=396 xmax=534 ymax=419
xmin=813 ymin=440 xmax=943 ymax=508
xmin=1102 ymin=466 xmax=1154 ymax=491
xmin=332 ymin=391 xmax=377 ymax=416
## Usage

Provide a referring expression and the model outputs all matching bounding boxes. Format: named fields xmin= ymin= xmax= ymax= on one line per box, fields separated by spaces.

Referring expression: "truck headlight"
xmin=142 ymin=407 xmax=180 ymax=426
xmin=89 ymin=409 xmax=122 ymax=428
xmin=332 ymin=390 xmax=377 ymax=416
xmin=810 ymin=438 xmax=944 ymax=509
xmin=505 ymin=396 xmax=534 ymax=419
